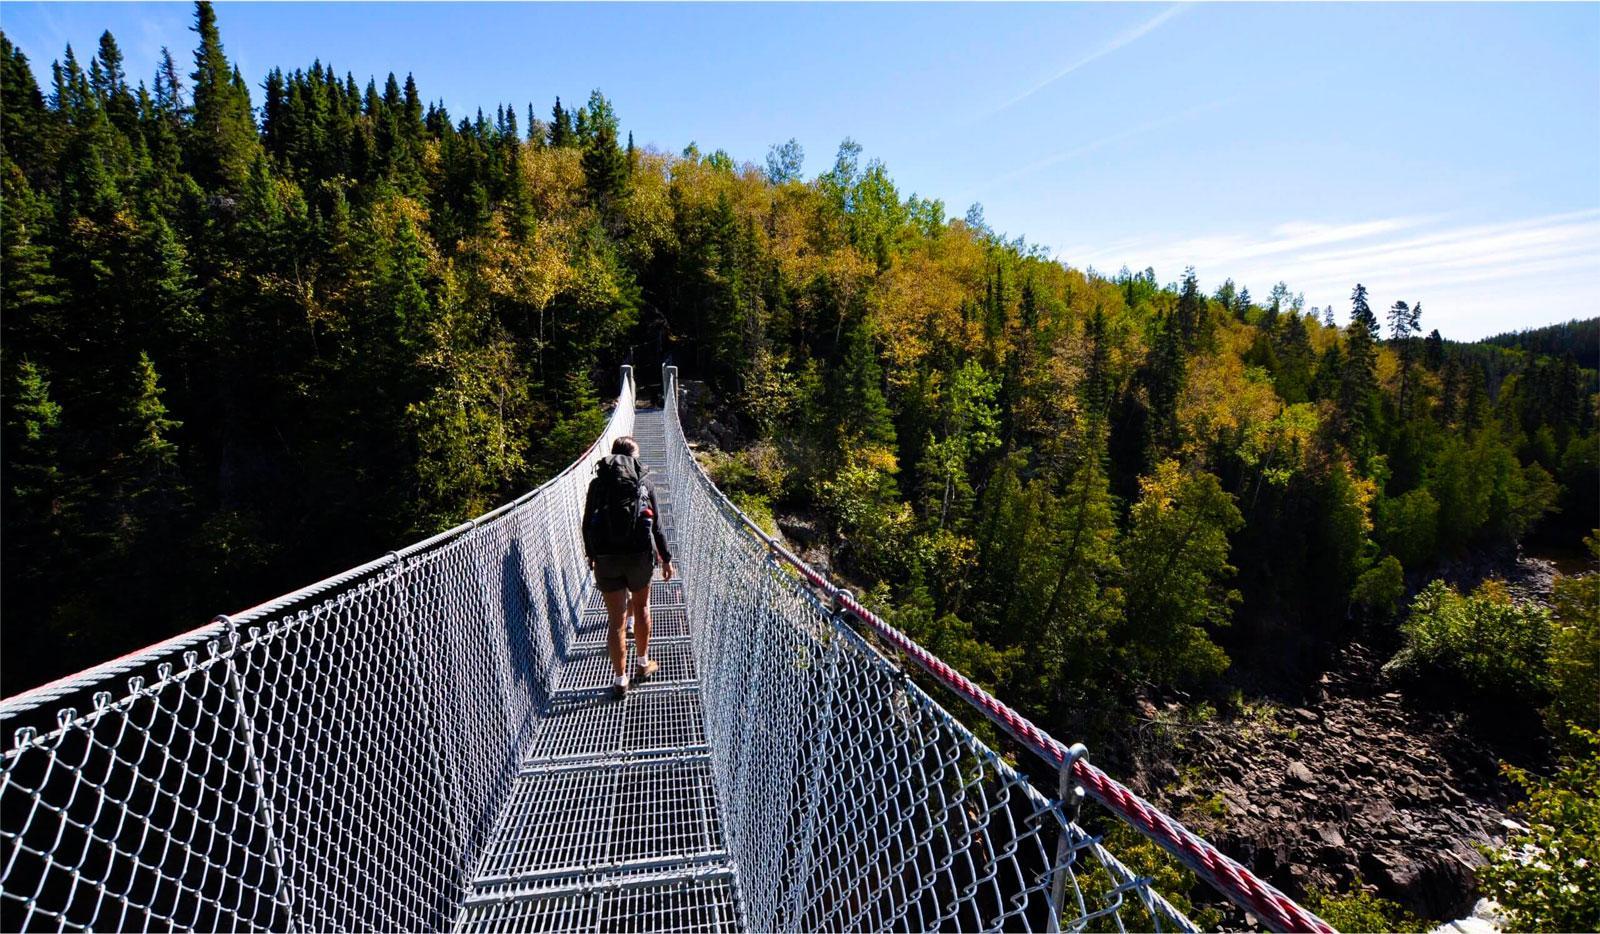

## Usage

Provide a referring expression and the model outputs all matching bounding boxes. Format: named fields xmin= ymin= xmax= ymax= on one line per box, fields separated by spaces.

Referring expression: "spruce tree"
xmin=92 ymin=32 xmax=138 ymax=136
xmin=1338 ymin=283 xmax=1380 ymax=449
xmin=1143 ymin=313 xmax=1186 ymax=457
xmin=4 ymin=360 xmax=67 ymax=516
xmin=1275 ymin=309 xmax=1313 ymax=404
xmin=186 ymin=1 xmax=257 ymax=189
xmin=831 ymin=323 xmax=896 ymax=453
xmin=1 ymin=36 xmax=50 ymax=175
xmin=154 ymin=47 xmax=184 ymax=115
xmin=402 ymin=74 xmax=424 ymax=139
xmin=549 ymin=96 xmax=572 ymax=147
xmin=1175 ymin=267 xmax=1205 ymax=347
xmin=579 ymin=90 xmax=626 ymax=209
xmin=1424 ymin=328 xmax=1445 ymax=371
xmin=1081 ymin=307 xmax=1113 ymax=425
xmin=126 ymin=352 xmax=181 ymax=477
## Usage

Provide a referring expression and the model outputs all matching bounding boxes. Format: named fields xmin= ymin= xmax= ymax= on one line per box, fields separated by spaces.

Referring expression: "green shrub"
xmin=1545 ymin=534 xmax=1600 ymax=743
xmin=1306 ymin=885 xmax=1428 ymax=933
xmin=730 ymin=490 xmax=777 ymax=536
xmin=1478 ymin=727 xmax=1600 ymax=933
xmin=1352 ymin=555 xmax=1406 ymax=617
xmin=1383 ymin=579 xmax=1552 ymax=701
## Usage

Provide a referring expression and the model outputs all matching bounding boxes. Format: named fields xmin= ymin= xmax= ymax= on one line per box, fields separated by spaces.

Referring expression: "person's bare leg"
xmin=603 ymin=588 xmax=629 ymax=679
xmin=629 ymin=585 xmax=653 ymax=670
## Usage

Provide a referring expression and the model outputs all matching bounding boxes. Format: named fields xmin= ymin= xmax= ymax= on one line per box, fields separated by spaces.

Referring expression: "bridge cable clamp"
xmin=1060 ymin=742 xmax=1089 ymax=824
xmin=830 ymin=587 xmax=854 ymax=616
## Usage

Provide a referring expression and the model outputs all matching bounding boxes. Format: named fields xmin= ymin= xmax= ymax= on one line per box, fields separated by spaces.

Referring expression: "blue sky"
xmin=5 ymin=2 xmax=1597 ymax=340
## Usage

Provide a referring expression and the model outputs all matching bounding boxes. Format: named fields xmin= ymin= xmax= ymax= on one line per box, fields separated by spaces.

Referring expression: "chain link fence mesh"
xmin=2 ymin=372 xmax=636 ymax=932
xmin=3 ymin=365 xmax=1213 ymax=932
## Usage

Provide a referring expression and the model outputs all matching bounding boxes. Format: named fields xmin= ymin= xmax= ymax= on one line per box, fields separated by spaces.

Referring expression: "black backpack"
xmin=583 ymin=454 xmax=654 ymax=556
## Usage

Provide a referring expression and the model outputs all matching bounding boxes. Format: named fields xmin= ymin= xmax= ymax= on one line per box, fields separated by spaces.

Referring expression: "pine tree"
xmin=917 ymin=358 xmax=1000 ymax=529
xmin=1388 ymin=300 xmax=1422 ymax=419
xmin=1313 ymin=341 xmax=1343 ymax=402
xmin=1266 ymin=281 xmax=1290 ymax=330
xmin=1463 ymin=363 xmax=1489 ymax=431
xmin=1214 ymin=278 xmax=1237 ymax=313
xmin=386 ymin=213 xmax=433 ymax=348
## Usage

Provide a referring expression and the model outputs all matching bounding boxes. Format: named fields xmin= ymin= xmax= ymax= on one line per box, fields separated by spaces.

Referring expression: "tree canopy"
xmin=3 ymin=6 xmax=1596 ymax=765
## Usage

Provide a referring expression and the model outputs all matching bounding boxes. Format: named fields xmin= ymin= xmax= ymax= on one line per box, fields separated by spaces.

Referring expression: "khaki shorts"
xmin=593 ymin=553 xmax=653 ymax=594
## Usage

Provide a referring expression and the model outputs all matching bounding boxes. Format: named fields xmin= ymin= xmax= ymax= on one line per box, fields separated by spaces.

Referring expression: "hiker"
xmin=582 ymin=435 xmax=675 ymax=698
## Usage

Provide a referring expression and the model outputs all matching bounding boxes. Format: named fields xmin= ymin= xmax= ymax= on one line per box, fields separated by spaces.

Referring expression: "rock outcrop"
xmin=1146 ymin=642 xmax=1520 ymax=921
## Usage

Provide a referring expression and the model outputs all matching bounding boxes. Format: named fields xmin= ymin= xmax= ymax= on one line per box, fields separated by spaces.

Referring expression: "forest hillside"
xmin=3 ymin=6 xmax=1596 ymax=928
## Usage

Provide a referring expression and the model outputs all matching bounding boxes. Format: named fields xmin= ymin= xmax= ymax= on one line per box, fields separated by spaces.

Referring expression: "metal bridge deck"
xmin=456 ymin=408 xmax=743 ymax=933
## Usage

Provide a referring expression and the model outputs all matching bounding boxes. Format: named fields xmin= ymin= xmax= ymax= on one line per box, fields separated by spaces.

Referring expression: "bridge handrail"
xmin=0 ymin=367 xmax=638 ymax=720
xmin=2 ymin=366 xmax=638 ymax=932
xmin=662 ymin=365 xmax=1332 ymax=934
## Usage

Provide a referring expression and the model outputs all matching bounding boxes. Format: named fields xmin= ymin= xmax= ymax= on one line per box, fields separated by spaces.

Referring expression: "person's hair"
xmin=611 ymin=436 xmax=640 ymax=457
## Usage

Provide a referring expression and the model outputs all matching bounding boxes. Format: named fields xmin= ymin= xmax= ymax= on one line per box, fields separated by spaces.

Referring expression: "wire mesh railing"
xmin=0 ymin=369 xmax=636 ymax=932
xmin=661 ymin=365 xmax=1203 ymax=934
xmin=2 ymin=362 xmax=1328 ymax=933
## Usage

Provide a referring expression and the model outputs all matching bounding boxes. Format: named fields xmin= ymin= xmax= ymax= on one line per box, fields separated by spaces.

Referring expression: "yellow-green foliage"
xmin=1306 ymin=885 xmax=1429 ymax=933
xmin=1385 ymin=579 xmax=1553 ymax=701
xmin=1079 ymin=822 xmax=1223 ymax=932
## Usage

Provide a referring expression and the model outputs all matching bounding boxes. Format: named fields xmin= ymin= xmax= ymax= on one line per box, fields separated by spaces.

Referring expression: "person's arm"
xmin=648 ymin=487 xmax=673 ymax=572
xmin=582 ymin=479 xmax=597 ymax=564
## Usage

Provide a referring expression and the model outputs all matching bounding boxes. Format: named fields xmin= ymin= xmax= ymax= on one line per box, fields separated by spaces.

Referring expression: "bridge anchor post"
xmin=1046 ymin=742 xmax=1090 ymax=933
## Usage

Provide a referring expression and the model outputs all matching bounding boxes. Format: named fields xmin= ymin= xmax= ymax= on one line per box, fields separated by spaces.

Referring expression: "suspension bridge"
xmin=0 ymin=366 xmax=1332 ymax=933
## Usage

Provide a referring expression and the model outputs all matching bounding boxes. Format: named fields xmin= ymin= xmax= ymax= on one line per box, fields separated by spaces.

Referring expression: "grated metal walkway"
xmin=456 ymin=408 xmax=744 ymax=933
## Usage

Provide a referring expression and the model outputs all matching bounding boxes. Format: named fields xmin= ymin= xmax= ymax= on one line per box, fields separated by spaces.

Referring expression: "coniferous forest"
xmin=3 ymin=5 xmax=1597 ymax=926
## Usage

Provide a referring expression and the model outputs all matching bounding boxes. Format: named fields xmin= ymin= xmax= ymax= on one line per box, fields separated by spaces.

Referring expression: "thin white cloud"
xmin=1059 ymin=210 xmax=1600 ymax=340
xmin=992 ymin=4 xmax=1187 ymax=115
xmin=974 ymin=97 xmax=1229 ymax=195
